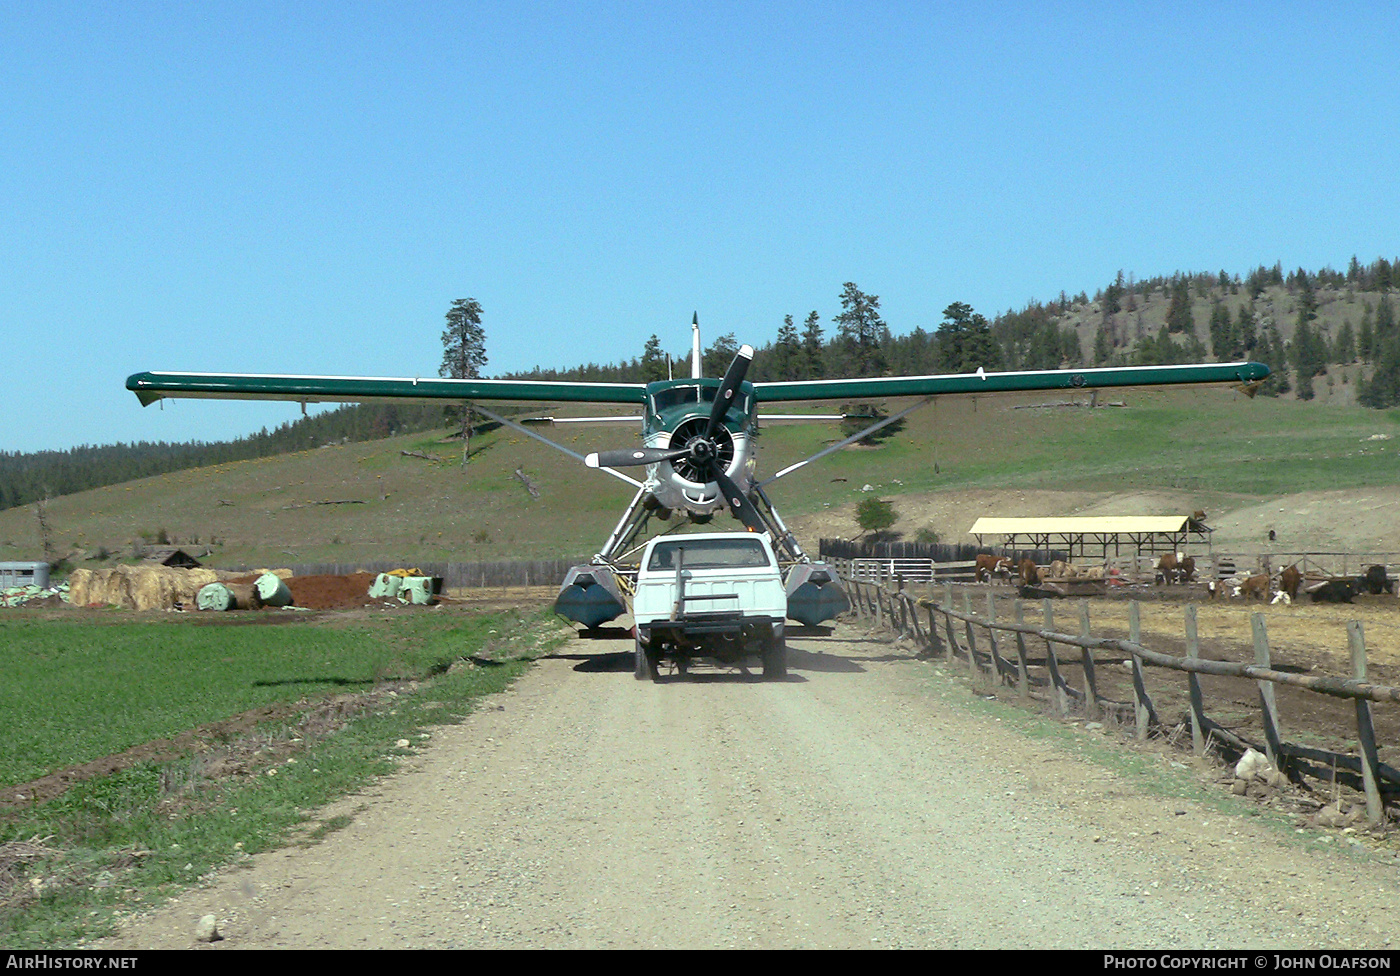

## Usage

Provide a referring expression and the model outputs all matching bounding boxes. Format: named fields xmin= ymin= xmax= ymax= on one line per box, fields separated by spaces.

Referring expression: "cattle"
xmin=1280 ymin=565 xmax=1302 ymax=601
xmin=1178 ymin=556 xmax=1196 ymax=584
xmin=1359 ymin=564 xmax=1395 ymax=595
xmin=1238 ymin=573 xmax=1270 ymax=602
xmin=1309 ymin=578 xmax=1357 ymax=604
xmin=1156 ymin=552 xmax=1178 ymax=585
xmin=1018 ymin=558 xmax=1041 ymax=587
xmin=1208 ymin=579 xmax=1235 ymax=600
xmin=975 ymin=554 xmax=1013 ymax=584
xmin=1046 ymin=559 xmax=1069 ymax=579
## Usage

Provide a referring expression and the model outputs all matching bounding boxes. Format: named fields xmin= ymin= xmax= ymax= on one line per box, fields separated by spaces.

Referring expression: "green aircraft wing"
xmin=751 ymin=361 xmax=1270 ymax=402
xmin=126 ymin=371 xmax=648 ymax=407
xmin=128 ymin=361 xmax=1270 ymax=409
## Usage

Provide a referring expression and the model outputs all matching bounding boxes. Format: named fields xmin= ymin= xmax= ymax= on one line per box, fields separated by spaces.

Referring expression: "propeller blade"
xmin=585 ymin=447 xmax=688 ymax=468
xmin=703 ymin=344 xmax=755 ymax=441
xmin=712 ymin=466 xmax=767 ymax=534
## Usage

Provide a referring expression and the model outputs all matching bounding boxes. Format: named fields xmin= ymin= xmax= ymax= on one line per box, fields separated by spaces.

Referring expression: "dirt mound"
xmin=284 ymin=573 xmax=378 ymax=610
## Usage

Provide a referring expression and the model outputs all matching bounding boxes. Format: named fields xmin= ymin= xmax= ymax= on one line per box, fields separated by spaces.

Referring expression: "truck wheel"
xmin=634 ymin=633 xmax=650 ymax=681
xmin=762 ymin=635 xmax=787 ymax=680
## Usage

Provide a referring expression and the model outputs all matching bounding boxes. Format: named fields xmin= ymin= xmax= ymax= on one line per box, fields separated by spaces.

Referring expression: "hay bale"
xmin=398 ymin=577 xmax=436 ymax=605
xmin=254 ymin=572 xmax=293 ymax=606
xmin=196 ymin=581 xmax=264 ymax=611
xmin=370 ymin=573 xmax=403 ymax=599
xmin=176 ymin=569 xmax=221 ymax=605
xmin=67 ymin=569 xmax=95 ymax=606
xmin=101 ymin=569 xmax=132 ymax=608
xmin=227 ymin=583 xmax=263 ymax=610
xmin=124 ymin=566 xmax=169 ymax=610
xmin=197 ymin=582 xmax=234 ymax=611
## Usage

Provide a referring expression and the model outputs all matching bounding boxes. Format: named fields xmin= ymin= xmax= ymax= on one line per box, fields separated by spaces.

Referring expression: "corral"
xmin=837 ymin=566 xmax=1400 ymax=827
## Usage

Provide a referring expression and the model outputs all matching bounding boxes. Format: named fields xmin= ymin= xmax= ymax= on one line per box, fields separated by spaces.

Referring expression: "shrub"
xmin=855 ymin=497 xmax=896 ymax=537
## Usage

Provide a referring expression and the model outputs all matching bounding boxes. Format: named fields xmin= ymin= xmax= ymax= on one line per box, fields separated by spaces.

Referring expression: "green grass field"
xmin=0 ymin=612 xmax=552 ymax=789
xmin=0 ymin=609 xmax=570 ymax=947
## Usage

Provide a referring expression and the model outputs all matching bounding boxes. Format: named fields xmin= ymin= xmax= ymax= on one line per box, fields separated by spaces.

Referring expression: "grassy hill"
xmin=2 ymin=384 xmax=1397 ymax=570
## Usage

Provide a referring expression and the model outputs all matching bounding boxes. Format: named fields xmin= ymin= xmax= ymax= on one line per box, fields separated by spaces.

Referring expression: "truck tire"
xmin=762 ymin=634 xmax=787 ymax=680
xmin=635 ymin=633 xmax=662 ymax=682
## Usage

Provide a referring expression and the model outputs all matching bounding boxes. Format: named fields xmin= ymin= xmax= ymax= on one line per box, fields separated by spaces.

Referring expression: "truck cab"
xmin=631 ymin=532 xmax=788 ymax=681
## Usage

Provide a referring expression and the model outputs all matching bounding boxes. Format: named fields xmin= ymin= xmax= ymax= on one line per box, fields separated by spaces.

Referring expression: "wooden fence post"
xmin=1128 ymin=601 xmax=1157 ymax=739
xmin=985 ymin=592 xmax=1004 ymax=685
xmin=927 ymin=604 xmax=943 ymax=657
xmin=1184 ymin=605 xmax=1208 ymax=755
xmin=1079 ymin=601 xmax=1100 ymax=721
xmin=1042 ymin=600 xmax=1069 ymax=717
xmin=1013 ymin=600 xmax=1030 ymax=699
xmin=963 ymin=591 xmax=980 ymax=679
xmin=942 ymin=584 xmax=956 ymax=663
xmin=898 ymin=577 xmax=909 ymax=635
xmin=1252 ymin=613 xmax=1284 ymax=770
xmin=1348 ymin=621 xmax=1384 ymax=824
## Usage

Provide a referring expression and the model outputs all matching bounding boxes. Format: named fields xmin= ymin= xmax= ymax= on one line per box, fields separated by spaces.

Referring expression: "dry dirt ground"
xmin=785 ymin=486 xmax=1400 ymax=557
xmin=93 ymin=623 xmax=1400 ymax=951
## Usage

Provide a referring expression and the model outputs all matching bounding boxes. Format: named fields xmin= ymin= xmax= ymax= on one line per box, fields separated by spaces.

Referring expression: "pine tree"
xmin=1165 ymin=277 xmax=1195 ymax=334
xmin=440 ymin=298 xmax=488 ymax=468
xmin=800 ymin=311 xmax=825 ymax=379
xmin=1208 ymin=299 xmax=1232 ymax=358
xmin=702 ymin=332 xmax=739 ymax=377
xmin=1236 ymin=303 xmax=1258 ymax=353
xmin=640 ymin=334 xmax=668 ymax=382
xmin=936 ymin=302 xmax=1002 ymax=373
xmin=1335 ymin=320 xmax=1357 ymax=364
xmin=833 ymin=282 xmax=890 ymax=376
xmin=1359 ymin=303 xmax=1375 ymax=362
xmin=768 ymin=315 xmax=800 ymax=381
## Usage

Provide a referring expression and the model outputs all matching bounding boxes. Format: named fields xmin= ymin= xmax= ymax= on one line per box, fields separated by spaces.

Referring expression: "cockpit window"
xmin=649 ymin=385 xmax=752 ymax=418
xmin=650 ymin=385 xmax=711 ymax=412
xmin=647 ymin=538 xmax=773 ymax=571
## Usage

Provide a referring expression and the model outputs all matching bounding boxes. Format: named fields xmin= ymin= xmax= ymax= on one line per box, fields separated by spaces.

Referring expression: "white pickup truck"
xmin=631 ymin=532 xmax=789 ymax=681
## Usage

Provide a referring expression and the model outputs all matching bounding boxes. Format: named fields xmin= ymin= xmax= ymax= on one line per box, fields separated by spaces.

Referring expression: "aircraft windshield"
xmin=649 ymin=385 xmax=753 ymax=418
xmin=647 ymin=538 xmax=773 ymax=571
xmin=650 ymin=385 xmax=713 ymax=412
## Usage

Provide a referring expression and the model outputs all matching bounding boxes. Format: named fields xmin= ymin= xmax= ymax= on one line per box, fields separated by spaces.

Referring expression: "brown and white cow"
xmin=1178 ymin=555 xmax=1196 ymax=584
xmin=1156 ymin=552 xmax=1178 ymax=585
xmin=975 ymin=554 xmax=1013 ymax=584
xmin=1280 ymin=564 xmax=1302 ymax=601
xmin=1238 ymin=573 xmax=1270 ymax=602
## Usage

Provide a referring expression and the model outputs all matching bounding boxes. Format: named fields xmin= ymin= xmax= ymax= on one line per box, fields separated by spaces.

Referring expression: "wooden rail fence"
xmin=837 ymin=571 xmax=1400 ymax=826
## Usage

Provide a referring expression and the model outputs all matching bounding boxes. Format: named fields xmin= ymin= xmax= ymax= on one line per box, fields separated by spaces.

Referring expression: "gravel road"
xmin=98 ymin=625 xmax=1400 ymax=950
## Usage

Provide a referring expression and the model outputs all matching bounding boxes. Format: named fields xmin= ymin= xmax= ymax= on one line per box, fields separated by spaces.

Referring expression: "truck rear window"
xmin=646 ymin=539 xmax=773 ymax=571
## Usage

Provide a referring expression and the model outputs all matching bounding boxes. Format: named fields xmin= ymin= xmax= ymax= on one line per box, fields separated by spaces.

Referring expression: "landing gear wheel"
xmin=762 ymin=635 xmax=787 ymax=680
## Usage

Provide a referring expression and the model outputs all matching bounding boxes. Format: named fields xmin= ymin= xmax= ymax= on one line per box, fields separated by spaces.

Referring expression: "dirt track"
xmin=96 ymin=625 xmax=1400 ymax=950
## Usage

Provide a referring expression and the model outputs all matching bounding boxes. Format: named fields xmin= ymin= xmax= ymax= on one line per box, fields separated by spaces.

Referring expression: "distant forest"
xmin=512 ymin=258 xmax=1400 ymax=408
xmin=4 ymin=256 xmax=1399 ymax=512
xmin=0 ymin=403 xmax=446 ymax=513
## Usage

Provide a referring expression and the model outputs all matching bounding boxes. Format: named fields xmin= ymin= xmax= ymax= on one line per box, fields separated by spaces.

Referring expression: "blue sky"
xmin=3 ymin=1 xmax=1398 ymax=453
